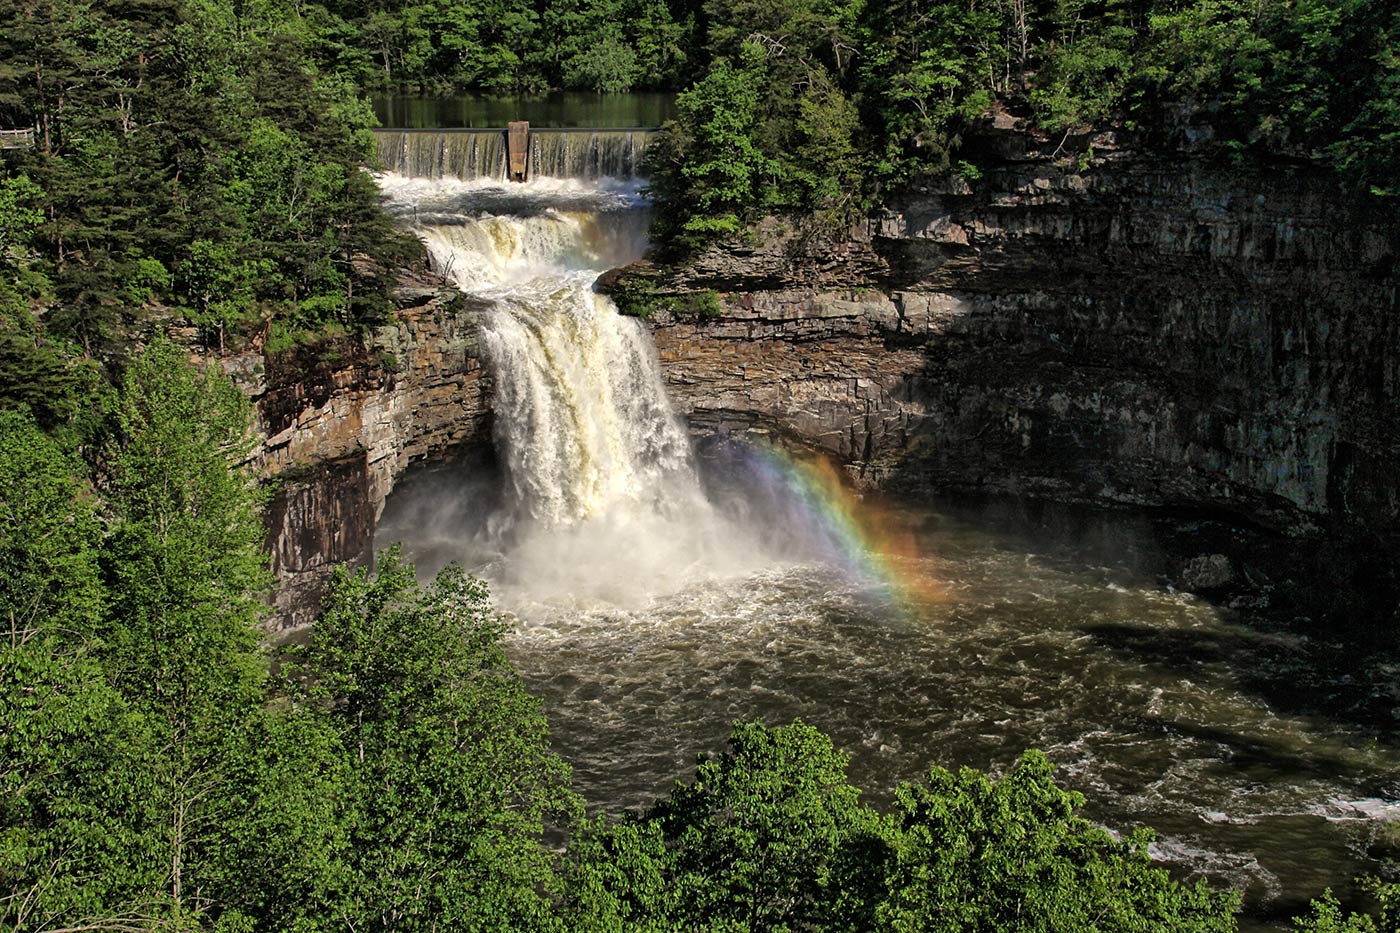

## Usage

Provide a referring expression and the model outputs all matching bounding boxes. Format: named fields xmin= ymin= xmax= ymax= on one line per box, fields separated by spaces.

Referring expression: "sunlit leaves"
xmin=880 ymin=751 xmax=1239 ymax=932
xmin=565 ymin=723 xmax=1242 ymax=932
xmin=288 ymin=549 xmax=582 ymax=932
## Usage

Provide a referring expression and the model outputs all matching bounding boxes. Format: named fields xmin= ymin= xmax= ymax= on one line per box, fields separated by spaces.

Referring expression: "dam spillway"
xmin=373 ymin=127 xmax=657 ymax=181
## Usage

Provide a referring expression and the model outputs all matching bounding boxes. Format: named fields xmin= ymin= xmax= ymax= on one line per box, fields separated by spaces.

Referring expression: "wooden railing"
xmin=0 ymin=128 xmax=36 ymax=150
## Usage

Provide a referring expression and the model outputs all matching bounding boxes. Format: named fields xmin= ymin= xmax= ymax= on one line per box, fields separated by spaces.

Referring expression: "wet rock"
xmin=1177 ymin=554 xmax=1236 ymax=593
xmin=225 ymin=279 xmax=494 ymax=629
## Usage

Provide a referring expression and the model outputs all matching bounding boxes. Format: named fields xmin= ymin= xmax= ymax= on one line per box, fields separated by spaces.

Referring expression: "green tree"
xmin=99 ymin=334 xmax=270 ymax=926
xmin=858 ymin=0 xmax=1003 ymax=183
xmin=1293 ymin=882 xmax=1399 ymax=932
xmin=0 ymin=641 xmax=158 ymax=932
xmin=0 ymin=409 xmax=159 ymax=933
xmin=564 ymin=720 xmax=887 ymax=932
xmin=0 ymin=409 xmax=102 ymax=638
xmin=204 ymin=706 xmax=357 ymax=933
xmin=568 ymin=724 xmax=1243 ymax=933
xmin=562 ymin=816 xmax=675 ymax=932
xmin=0 ymin=0 xmax=412 ymax=360
xmin=651 ymin=720 xmax=880 ymax=931
xmin=877 ymin=750 xmax=1240 ymax=932
xmin=565 ymin=35 xmax=641 ymax=93
xmin=648 ymin=45 xmax=781 ymax=244
xmin=1030 ymin=0 xmax=1138 ymax=137
xmin=631 ymin=0 xmax=690 ymax=87
xmin=291 ymin=549 xmax=581 ymax=931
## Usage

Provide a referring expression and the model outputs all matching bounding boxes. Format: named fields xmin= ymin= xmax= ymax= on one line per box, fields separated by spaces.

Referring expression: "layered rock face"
xmin=248 ymin=132 xmax=1398 ymax=626
xmin=233 ymin=277 xmax=493 ymax=627
xmin=633 ymin=135 xmax=1398 ymax=555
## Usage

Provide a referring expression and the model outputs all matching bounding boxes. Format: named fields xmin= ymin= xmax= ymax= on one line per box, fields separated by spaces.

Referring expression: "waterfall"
xmin=375 ymin=130 xmax=507 ymax=181
xmin=374 ymin=129 xmax=655 ymax=181
xmin=378 ymin=175 xmax=696 ymax=536
xmin=529 ymin=130 xmax=654 ymax=180
xmin=480 ymin=281 xmax=697 ymax=524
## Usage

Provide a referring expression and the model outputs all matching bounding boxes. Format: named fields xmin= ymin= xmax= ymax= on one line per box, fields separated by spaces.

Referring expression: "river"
xmin=370 ymin=138 xmax=1400 ymax=930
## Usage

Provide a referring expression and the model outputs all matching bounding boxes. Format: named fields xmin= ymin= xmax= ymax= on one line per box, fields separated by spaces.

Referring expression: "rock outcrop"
xmin=624 ymin=131 xmax=1398 ymax=556
xmin=229 ymin=274 xmax=494 ymax=627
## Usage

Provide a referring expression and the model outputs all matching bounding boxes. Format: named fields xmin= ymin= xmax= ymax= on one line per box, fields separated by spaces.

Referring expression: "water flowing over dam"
xmin=373 ymin=162 xmax=1400 ymax=929
xmin=374 ymin=128 xmax=656 ymax=181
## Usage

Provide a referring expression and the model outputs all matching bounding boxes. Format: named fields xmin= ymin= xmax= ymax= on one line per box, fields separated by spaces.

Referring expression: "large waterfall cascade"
xmin=377 ymin=172 xmax=767 ymax=607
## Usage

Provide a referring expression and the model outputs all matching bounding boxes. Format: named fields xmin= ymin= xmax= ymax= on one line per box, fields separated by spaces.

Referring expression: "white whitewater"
xmin=377 ymin=174 xmax=765 ymax=607
xmin=374 ymin=129 xmax=654 ymax=181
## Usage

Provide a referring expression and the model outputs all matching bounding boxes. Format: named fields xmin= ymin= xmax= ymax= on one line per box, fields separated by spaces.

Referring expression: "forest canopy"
xmin=1 ymin=0 xmax=1395 ymax=370
xmin=0 ymin=2 xmax=1398 ymax=928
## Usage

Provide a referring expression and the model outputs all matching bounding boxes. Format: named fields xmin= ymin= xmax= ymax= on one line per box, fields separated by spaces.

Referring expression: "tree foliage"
xmin=564 ymin=722 xmax=1245 ymax=933
xmin=644 ymin=0 xmax=1400 ymax=246
xmin=879 ymin=751 xmax=1239 ymax=932
xmin=1292 ymin=882 xmax=1400 ymax=933
xmin=0 ymin=0 xmax=416 ymax=364
xmin=0 ymin=410 xmax=152 ymax=933
xmin=285 ymin=549 xmax=582 ymax=932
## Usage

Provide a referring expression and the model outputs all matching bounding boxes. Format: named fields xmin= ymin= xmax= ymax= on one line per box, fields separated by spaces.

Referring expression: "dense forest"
xmin=1 ymin=0 xmax=1395 ymax=368
xmin=641 ymin=0 xmax=1400 ymax=243
xmin=2 ymin=0 xmax=1399 ymax=929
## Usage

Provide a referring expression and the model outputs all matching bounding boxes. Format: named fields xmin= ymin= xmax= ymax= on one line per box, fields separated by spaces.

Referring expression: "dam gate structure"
xmin=507 ymin=120 xmax=529 ymax=181
xmin=373 ymin=123 xmax=658 ymax=182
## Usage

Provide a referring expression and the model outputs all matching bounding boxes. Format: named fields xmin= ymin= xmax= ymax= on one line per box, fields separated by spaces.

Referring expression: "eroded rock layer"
xmin=246 ymin=133 xmax=1398 ymax=626
xmin=229 ymin=277 xmax=492 ymax=626
xmin=633 ymin=139 xmax=1398 ymax=547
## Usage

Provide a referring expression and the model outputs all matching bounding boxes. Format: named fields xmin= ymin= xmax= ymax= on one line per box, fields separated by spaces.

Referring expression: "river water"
xmin=374 ymin=170 xmax=1400 ymax=929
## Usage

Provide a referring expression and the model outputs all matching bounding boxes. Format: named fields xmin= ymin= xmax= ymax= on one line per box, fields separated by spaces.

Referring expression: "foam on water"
xmin=373 ymin=128 xmax=655 ymax=181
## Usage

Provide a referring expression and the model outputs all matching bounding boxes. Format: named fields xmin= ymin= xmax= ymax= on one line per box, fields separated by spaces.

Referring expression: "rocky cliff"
xmin=622 ymin=131 xmax=1397 ymax=553
xmin=230 ymin=276 xmax=493 ymax=627
xmin=248 ymin=127 xmax=1399 ymax=627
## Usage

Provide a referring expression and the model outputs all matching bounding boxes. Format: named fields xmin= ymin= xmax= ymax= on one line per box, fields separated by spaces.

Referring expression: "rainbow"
xmin=731 ymin=440 xmax=945 ymax=607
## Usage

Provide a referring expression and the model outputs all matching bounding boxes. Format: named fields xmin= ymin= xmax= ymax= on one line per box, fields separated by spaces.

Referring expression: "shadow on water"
xmin=1086 ymin=620 xmax=1400 ymax=749
xmin=899 ymin=491 xmax=1400 ymax=747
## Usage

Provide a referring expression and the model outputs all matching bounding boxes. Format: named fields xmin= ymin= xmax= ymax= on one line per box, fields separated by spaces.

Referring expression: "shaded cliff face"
xmin=247 ymin=132 xmax=1398 ymax=627
xmin=229 ymin=275 xmax=494 ymax=627
xmin=632 ymin=136 xmax=1398 ymax=555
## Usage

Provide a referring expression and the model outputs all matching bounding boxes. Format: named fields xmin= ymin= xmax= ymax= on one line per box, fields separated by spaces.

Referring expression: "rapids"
xmin=375 ymin=172 xmax=1400 ymax=929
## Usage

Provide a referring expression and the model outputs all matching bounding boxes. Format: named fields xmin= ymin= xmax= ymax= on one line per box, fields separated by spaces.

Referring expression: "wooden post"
xmin=507 ymin=121 xmax=529 ymax=182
